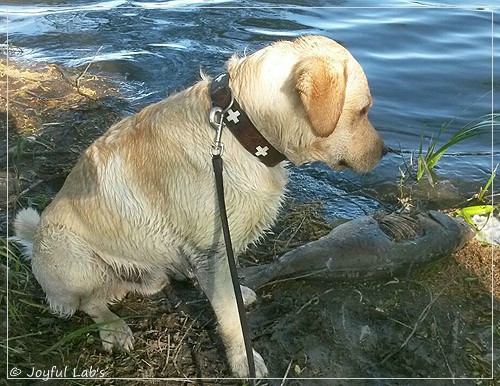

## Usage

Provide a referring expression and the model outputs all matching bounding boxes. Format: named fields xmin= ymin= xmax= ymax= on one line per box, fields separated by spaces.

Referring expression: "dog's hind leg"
xmin=31 ymin=225 xmax=134 ymax=353
xmin=80 ymin=298 xmax=134 ymax=352
xmin=240 ymin=285 xmax=257 ymax=308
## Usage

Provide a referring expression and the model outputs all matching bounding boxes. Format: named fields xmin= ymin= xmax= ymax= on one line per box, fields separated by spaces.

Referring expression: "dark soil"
xmin=1 ymin=58 xmax=498 ymax=385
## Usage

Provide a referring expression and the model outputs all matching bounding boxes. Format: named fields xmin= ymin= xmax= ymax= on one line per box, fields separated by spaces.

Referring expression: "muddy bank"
xmin=1 ymin=57 xmax=130 ymax=230
xmin=2 ymin=59 xmax=498 ymax=385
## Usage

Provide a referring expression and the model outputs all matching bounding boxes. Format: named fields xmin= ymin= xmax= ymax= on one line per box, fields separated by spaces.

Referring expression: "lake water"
xmin=2 ymin=0 xmax=498 ymax=219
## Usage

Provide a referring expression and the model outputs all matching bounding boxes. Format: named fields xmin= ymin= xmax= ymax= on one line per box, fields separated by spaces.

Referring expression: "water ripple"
xmin=130 ymin=0 xmax=232 ymax=9
xmin=3 ymin=1 xmax=497 ymax=208
xmin=1 ymin=1 xmax=128 ymax=16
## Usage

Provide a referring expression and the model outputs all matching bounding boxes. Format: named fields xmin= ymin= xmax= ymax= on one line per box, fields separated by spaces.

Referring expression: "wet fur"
xmin=13 ymin=35 xmax=385 ymax=378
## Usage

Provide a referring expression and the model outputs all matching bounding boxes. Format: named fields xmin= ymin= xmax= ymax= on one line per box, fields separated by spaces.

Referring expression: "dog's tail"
xmin=12 ymin=207 xmax=41 ymax=260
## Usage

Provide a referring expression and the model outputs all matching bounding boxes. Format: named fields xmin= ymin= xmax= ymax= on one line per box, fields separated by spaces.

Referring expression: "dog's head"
xmin=226 ymin=35 xmax=386 ymax=173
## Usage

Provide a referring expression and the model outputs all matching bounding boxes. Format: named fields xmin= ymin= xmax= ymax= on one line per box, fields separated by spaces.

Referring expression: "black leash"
xmin=209 ymin=88 xmax=257 ymax=381
xmin=212 ymin=154 xmax=257 ymax=381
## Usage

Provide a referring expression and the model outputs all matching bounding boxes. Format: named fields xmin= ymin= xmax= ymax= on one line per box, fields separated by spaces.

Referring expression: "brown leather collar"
xmin=209 ymin=73 xmax=287 ymax=167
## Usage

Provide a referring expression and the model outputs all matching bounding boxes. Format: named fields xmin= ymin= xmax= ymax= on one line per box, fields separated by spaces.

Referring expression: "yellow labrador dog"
xmin=13 ymin=35 xmax=385 ymax=378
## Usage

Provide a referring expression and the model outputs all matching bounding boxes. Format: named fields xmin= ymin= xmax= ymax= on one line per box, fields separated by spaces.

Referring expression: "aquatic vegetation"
xmin=453 ymin=164 xmax=498 ymax=244
xmin=476 ymin=163 xmax=497 ymax=203
xmin=416 ymin=113 xmax=499 ymax=185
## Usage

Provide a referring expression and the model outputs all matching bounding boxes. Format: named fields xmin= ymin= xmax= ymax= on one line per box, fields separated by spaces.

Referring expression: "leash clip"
xmin=210 ymin=106 xmax=225 ymax=156
xmin=209 ymin=92 xmax=234 ymax=157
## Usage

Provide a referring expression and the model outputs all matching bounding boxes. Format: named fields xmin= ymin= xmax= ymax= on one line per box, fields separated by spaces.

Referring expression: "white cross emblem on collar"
xmin=226 ymin=108 xmax=241 ymax=124
xmin=255 ymin=145 xmax=269 ymax=157
xmin=214 ymin=73 xmax=226 ymax=83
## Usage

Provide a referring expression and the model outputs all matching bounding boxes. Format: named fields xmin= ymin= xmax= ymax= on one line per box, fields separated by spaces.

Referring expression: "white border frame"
xmin=2 ymin=2 xmax=497 ymax=383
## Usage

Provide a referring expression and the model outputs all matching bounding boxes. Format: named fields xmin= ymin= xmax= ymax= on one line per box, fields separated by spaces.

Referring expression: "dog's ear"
xmin=294 ymin=56 xmax=347 ymax=137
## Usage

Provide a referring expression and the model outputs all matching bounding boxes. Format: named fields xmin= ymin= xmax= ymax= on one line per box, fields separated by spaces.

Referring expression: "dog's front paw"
xmin=230 ymin=348 xmax=268 ymax=379
xmin=99 ymin=319 xmax=134 ymax=353
xmin=240 ymin=285 xmax=257 ymax=308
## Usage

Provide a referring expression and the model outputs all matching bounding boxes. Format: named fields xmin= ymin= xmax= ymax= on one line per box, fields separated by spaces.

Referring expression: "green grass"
xmin=476 ymin=163 xmax=497 ymax=202
xmin=453 ymin=164 xmax=498 ymax=232
xmin=417 ymin=113 xmax=499 ymax=185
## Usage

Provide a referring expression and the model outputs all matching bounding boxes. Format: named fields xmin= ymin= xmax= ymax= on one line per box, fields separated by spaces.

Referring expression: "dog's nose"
xmin=381 ymin=146 xmax=401 ymax=157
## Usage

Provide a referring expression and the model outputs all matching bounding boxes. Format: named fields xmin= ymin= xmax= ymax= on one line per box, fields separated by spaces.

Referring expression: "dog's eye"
xmin=360 ymin=99 xmax=373 ymax=116
xmin=360 ymin=98 xmax=373 ymax=116
xmin=360 ymin=106 xmax=370 ymax=116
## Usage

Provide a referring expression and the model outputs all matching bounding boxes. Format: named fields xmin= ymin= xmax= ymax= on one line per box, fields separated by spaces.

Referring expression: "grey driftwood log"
xmin=240 ymin=211 xmax=475 ymax=290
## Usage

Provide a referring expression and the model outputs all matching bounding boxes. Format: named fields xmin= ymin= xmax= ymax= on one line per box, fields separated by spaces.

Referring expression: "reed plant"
xmin=454 ymin=164 xmax=498 ymax=227
xmin=416 ymin=113 xmax=499 ymax=185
